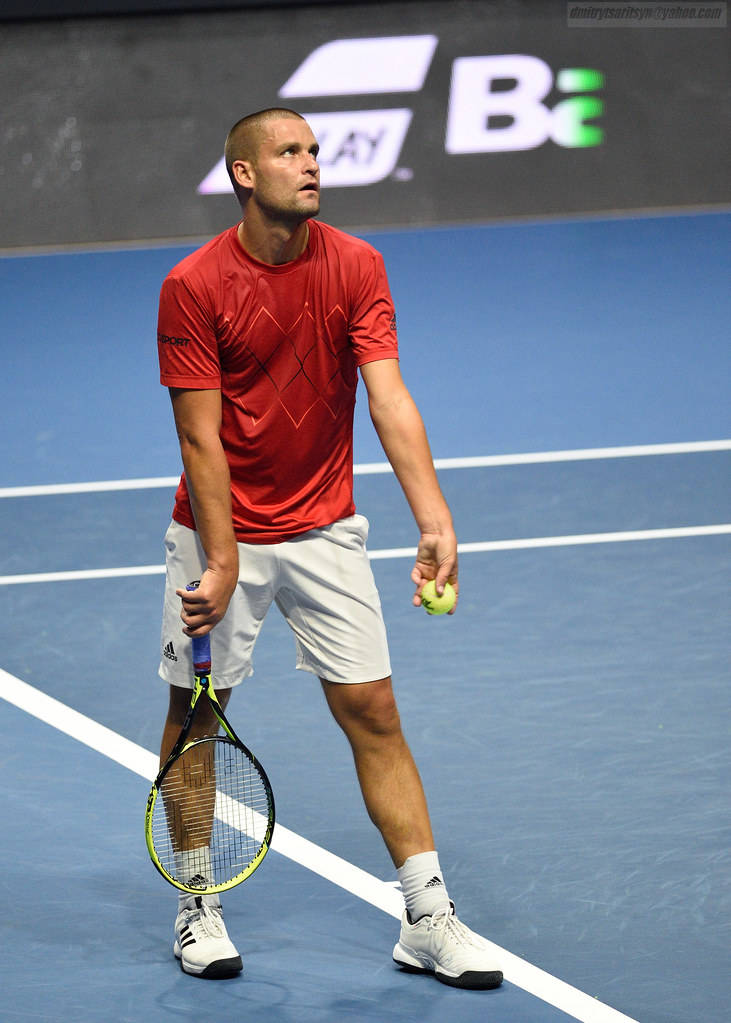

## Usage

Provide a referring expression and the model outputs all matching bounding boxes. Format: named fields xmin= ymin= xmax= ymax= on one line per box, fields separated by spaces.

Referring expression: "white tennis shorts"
xmin=158 ymin=516 xmax=392 ymax=689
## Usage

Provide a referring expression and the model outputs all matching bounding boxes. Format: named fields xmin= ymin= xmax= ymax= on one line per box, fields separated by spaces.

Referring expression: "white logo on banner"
xmin=279 ymin=35 xmax=438 ymax=96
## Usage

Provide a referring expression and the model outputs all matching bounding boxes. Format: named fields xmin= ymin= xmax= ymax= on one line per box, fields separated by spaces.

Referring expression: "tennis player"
xmin=155 ymin=108 xmax=502 ymax=990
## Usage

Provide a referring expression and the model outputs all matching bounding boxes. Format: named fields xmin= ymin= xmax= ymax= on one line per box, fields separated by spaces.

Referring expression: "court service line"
xmin=367 ymin=524 xmax=731 ymax=560
xmin=1 ymin=523 xmax=729 ymax=587
xmin=356 ymin=438 xmax=731 ymax=475
xmin=1 ymin=439 xmax=728 ymax=498
xmin=0 ymin=666 xmax=637 ymax=1023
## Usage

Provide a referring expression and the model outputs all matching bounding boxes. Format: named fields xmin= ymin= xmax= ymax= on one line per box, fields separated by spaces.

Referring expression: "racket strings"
xmin=150 ymin=738 xmax=272 ymax=888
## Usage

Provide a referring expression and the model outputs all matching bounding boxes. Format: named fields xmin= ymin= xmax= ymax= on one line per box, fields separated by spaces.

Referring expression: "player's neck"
xmin=236 ymin=215 xmax=310 ymax=266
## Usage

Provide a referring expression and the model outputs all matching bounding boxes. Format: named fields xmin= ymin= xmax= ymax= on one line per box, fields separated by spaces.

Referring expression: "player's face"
xmin=250 ymin=118 xmax=321 ymax=223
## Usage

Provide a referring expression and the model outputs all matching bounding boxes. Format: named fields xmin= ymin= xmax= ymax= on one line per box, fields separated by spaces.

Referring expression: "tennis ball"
xmin=420 ymin=579 xmax=456 ymax=615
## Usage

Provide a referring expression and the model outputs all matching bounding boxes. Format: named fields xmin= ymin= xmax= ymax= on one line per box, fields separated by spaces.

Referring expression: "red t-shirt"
xmin=157 ymin=220 xmax=399 ymax=543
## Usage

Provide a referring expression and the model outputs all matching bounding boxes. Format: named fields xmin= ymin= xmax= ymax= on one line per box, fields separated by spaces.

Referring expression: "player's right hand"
xmin=176 ymin=566 xmax=238 ymax=635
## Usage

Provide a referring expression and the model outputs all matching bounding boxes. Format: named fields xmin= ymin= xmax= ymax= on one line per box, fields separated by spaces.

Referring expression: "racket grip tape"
xmin=186 ymin=582 xmax=212 ymax=670
xmin=191 ymin=634 xmax=211 ymax=670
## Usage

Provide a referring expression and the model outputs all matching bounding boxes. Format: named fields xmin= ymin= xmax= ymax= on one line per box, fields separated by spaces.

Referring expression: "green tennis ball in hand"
xmin=420 ymin=579 xmax=456 ymax=615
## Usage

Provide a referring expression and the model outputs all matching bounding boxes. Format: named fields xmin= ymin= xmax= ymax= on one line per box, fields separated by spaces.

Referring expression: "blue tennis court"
xmin=1 ymin=211 xmax=729 ymax=1023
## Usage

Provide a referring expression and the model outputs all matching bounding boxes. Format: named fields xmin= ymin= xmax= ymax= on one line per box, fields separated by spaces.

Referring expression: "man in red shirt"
xmin=156 ymin=107 xmax=502 ymax=990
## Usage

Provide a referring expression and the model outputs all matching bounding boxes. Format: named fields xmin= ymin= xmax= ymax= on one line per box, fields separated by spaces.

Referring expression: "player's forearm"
xmin=370 ymin=390 xmax=453 ymax=536
xmin=179 ymin=436 xmax=239 ymax=580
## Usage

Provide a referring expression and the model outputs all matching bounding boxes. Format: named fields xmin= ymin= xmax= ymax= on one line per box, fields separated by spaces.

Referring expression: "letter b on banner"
xmin=447 ymin=55 xmax=551 ymax=152
xmin=446 ymin=54 xmax=602 ymax=153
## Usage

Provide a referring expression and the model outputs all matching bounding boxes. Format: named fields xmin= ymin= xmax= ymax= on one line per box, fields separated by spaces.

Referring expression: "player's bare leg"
xmin=321 ymin=675 xmax=503 ymax=990
xmin=320 ymin=676 xmax=435 ymax=867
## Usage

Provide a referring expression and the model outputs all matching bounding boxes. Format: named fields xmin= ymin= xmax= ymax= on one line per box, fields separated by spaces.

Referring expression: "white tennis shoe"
xmin=174 ymin=894 xmax=242 ymax=978
xmin=393 ymin=903 xmax=503 ymax=989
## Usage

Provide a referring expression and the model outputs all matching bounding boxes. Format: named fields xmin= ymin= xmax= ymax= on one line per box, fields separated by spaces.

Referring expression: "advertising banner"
xmin=1 ymin=0 xmax=728 ymax=248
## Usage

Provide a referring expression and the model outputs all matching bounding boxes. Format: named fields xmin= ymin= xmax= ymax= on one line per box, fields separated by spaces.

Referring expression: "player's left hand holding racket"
xmin=146 ymin=586 xmax=275 ymax=894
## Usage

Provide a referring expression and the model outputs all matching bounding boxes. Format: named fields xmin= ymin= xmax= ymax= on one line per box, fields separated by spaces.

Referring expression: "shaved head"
xmin=225 ymin=108 xmax=306 ymax=199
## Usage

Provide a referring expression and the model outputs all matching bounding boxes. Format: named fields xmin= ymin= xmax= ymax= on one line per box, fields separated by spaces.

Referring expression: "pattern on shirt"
xmin=231 ymin=301 xmax=353 ymax=429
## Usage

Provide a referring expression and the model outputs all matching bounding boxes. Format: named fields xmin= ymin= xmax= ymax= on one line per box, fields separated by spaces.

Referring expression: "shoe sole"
xmin=175 ymin=947 xmax=243 ymax=979
xmin=393 ymin=943 xmax=503 ymax=990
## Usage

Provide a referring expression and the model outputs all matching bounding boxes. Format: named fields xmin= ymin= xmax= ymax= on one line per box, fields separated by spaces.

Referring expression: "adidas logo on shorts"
xmin=163 ymin=641 xmax=178 ymax=662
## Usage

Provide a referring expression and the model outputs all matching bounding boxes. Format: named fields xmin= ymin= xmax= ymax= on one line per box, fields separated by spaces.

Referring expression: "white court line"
xmin=0 ymin=439 xmax=729 ymax=498
xmin=367 ymin=524 xmax=731 ymax=560
xmin=0 ymin=665 xmax=638 ymax=1023
xmin=356 ymin=439 xmax=731 ymax=475
xmin=0 ymin=476 xmax=181 ymax=498
xmin=0 ymin=564 xmax=168 ymax=586
xmin=1 ymin=524 xmax=729 ymax=587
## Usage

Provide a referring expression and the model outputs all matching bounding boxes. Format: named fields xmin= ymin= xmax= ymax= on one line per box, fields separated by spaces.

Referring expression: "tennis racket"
xmin=145 ymin=590 xmax=275 ymax=895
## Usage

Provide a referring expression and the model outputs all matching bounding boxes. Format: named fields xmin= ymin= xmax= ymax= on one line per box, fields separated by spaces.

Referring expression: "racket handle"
xmin=186 ymin=581 xmax=212 ymax=670
xmin=191 ymin=633 xmax=211 ymax=670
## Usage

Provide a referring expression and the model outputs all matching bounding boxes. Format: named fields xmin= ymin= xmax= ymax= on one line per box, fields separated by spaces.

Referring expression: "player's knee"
xmin=362 ymin=695 xmax=401 ymax=738
xmin=332 ymin=677 xmax=402 ymax=738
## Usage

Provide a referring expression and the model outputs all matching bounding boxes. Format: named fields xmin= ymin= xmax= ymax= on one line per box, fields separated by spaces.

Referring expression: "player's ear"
xmin=232 ymin=159 xmax=255 ymax=192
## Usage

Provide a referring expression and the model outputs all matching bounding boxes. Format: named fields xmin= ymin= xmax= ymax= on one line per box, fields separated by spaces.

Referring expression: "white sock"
xmin=175 ymin=846 xmax=212 ymax=884
xmin=175 ymin=847 xmax=217 ymax=911
xmin=397 ymin=850 xmax=451 ymax=922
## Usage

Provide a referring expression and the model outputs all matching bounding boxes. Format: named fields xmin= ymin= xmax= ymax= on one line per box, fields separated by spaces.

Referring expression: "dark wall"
xmin=2 ymin=0 xmax=728 ymax=248
xmin=0 ymin=0 xmax=367 ymax=19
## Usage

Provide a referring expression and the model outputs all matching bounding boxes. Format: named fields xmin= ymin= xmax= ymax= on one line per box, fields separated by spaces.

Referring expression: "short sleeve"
xmin=157 ymin=274 xmax=221 ymax=389
xmin=348 ymin=249 xmax=399 ymax=367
